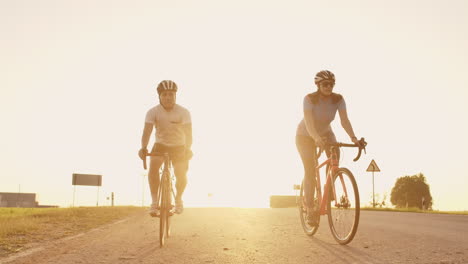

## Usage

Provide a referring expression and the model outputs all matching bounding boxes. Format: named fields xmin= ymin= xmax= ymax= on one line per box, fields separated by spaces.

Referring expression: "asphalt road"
xmin=3 ymin=208 xmax=468 ymax=264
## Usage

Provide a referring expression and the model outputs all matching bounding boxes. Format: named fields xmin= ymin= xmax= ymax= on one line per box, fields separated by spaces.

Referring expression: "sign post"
xmin=142 ymin=172 xmax=147 ymax=207
xmin=366 ymin=159 xmax=381 ymax=208
xmin=72 ymin=173 xmax=102 ymax=207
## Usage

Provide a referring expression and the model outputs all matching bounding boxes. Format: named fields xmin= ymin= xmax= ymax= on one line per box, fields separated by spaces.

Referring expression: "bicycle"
xmin=143 ymin=152 xmax=176 ymax=247
xmin=295 ymin=138 xmax=367 ymax=245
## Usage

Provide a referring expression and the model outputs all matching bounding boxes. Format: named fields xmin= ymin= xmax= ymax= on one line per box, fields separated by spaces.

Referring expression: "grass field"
xmin=361 ymin=206 xmax=468 ymax=215
xmin=0 ymin=206 xmax=145 ymax=257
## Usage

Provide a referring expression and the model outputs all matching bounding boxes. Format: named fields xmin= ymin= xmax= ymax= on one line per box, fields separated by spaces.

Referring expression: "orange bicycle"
xmin=295 ymin=138 xmax=367 ymax=245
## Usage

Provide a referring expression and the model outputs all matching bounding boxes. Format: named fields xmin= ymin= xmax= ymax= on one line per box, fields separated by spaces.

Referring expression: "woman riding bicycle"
xmin=296 ymin=70 xmax=361 ymax=225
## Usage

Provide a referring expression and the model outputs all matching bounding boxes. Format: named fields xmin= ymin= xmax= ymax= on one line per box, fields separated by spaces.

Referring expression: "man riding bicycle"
xmin=296 ymin=70 xmax=362 ymax=225
xmin=138 ymin=80 xmax=193 ymax=216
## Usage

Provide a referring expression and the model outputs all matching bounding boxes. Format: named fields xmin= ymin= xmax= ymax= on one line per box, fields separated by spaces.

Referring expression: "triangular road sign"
xmin=366 ymin=159 xmax=381 ymax=172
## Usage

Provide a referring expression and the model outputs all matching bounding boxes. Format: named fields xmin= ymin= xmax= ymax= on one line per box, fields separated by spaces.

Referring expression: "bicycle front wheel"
xmin=327 ymin=168 xmax=360 ymax=245
xmin=159 ymin=172 xmax=169 ymax=247
xmin=166 ymin=177 xmax=172 ymax=238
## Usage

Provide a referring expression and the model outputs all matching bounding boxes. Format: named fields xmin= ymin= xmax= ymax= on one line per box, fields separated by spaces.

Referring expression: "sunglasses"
xmin=321 ymin=81 xmax=335 ymax=87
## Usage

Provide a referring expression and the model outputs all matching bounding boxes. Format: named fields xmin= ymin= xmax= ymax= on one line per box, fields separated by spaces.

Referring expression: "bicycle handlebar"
xmin=317 ymin=138 xmax=367 ymax=162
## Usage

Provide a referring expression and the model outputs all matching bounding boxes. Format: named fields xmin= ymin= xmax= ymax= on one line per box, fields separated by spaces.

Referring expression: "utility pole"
xmin=96 ymin=186 xmax=100 ymax=207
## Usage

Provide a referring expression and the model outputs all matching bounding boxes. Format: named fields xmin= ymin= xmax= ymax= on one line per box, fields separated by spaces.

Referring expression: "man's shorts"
xmin=150 ymin=143 xmax=187 ymax=163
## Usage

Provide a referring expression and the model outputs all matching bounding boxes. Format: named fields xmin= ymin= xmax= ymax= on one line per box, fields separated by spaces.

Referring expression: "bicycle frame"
xmin=143 ymin=152 xmax=176 ymax=203
xmin=155 ymin=153 xmax=176 ymax=209
xmin=315 ymin=146 xmax=350 ymax=216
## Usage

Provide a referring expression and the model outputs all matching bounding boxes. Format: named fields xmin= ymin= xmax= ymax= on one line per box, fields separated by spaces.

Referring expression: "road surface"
xmin=2 ymin=208 xmax=467 ymax=264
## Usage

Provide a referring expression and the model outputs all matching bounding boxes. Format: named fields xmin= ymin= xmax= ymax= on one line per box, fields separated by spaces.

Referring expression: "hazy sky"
xmin=1 ymin=0 xmax=467 ymax=210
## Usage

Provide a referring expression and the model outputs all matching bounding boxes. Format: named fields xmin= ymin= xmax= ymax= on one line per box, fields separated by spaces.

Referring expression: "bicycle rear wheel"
xmin=327 ymin=168 xmax=360 ymax=245
xmin=166 ymin=176 xmax=172 ymax=238
xmin=299 ymin=180 xmax=320 ymax=236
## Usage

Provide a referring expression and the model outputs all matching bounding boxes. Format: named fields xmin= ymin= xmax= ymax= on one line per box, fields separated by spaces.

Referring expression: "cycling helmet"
xmin=157 ymin=80 xmax=178 ymax=95
xmin=314 ymin=70 xmax=335 ymax=85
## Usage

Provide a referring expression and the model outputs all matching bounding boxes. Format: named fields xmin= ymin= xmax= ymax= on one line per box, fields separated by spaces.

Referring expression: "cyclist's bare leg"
xmin=173 ymin=160 xmax=189 ymax=202
xmin=296 ymin=136 xmax=317 ymax=208
xmin=148 ymin=156 xmax=164 ymax=205
xmin=303 ymin=159 xmax=317 ymax=209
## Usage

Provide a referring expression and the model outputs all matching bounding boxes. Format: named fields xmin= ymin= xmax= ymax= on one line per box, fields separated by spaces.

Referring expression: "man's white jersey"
xmin=145 ymin=104 xmax=191 ymax=146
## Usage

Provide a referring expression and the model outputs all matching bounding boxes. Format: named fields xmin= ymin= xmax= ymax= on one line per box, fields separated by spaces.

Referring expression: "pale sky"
xmin=1 ymin=0 xmax=467 ymax=210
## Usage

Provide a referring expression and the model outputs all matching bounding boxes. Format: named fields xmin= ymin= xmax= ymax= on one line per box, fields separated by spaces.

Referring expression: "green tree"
xmin=390 ymin=173 xmax=432 ymax=209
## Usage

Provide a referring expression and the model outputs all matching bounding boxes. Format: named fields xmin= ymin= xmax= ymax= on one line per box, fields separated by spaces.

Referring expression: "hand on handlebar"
xmin=315 ymin=137 xmax=327 ymax=160
xmin=352 ymin=138 xmax=367 ymax=161
xmin=352 ymin=137 xmax=367 ymax=149
xmin=315 ymin=137 xmax=327 ymax=149
xmin=351 ymin=137 xmax=360 ymax=146
xmin=138 ymin=148 xmax=148 ymax=160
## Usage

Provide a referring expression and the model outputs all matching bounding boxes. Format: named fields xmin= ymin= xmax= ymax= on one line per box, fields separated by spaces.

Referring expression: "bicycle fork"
xmin=317 ymin=148 xmax=349 ymax=214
